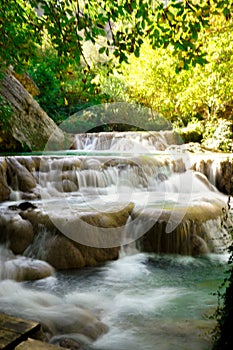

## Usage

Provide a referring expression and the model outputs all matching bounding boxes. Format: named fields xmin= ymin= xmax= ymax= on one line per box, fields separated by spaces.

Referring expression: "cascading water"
xmin=0 ymin=130 xmax=232 ymax=350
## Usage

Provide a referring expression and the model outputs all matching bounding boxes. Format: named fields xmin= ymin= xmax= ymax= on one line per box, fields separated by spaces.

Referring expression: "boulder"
xmin=41 ymin=235 xmax=86 ymax=270
xmin=0 ymin=212 xmax=34 ymax=254
xmin=1 ymin=257 xmax=54 ymax=282
xmin=19 ymin=203 xmax=134 ymax=268
xmin=135 ymin=198 xmax=232 ymax=256
xmin=216 ymin=159 xmax=233 ymax=195
xmin=6 ymin=157 xmax=36 ymax=192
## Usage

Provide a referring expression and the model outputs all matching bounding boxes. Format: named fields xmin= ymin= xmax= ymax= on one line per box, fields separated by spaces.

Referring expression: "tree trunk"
xmin=0 ymin=71 xmax=72 ymax=152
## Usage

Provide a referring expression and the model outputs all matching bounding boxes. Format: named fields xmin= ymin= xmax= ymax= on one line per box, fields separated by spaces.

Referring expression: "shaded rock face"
xmin=19 ymin=206 xmax=131 ymax=269
xmin=6 ymin=157 xmax=36 ymax=192
xmin=0 ymin=158 xmax=10 ymax=201
xmin=0 ymin=212 xmax=34 ymax=254
xmin=135 ymin=201 xmax=232 ymax=256
xmin=216 ymin=160 xmax=233 ymax=195
xmin=1 ymin=257 xmax=54 ymax=282
xmin=191 ymin=156 xmax=233 ymax=195
xmin=1 ymin=204 xmax=130 ymax=270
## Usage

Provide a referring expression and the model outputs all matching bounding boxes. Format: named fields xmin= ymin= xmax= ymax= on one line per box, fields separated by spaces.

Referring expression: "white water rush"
xmin=0 ymin=102 xmax=232 ymax=350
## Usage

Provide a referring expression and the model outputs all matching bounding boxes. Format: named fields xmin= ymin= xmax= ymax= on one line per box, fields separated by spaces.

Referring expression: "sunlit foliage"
xmin=1 ymin=0 xmax=233 ymax=73
xmin=119 ymin=12 xmax=233 ymax=150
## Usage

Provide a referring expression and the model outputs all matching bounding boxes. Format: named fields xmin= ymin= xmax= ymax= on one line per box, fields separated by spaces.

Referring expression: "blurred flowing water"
xmin=56 ymin=252 xmax=228 ymax=350
xmin=0 ymin=252 xmax=228 ymax=349
xmin=0 ymin=130 xmax=232 ymax=349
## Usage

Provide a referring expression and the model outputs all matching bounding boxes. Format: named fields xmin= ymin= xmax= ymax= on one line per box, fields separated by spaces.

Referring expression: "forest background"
xmin=0 ymin=0 xmax=232 ymax=152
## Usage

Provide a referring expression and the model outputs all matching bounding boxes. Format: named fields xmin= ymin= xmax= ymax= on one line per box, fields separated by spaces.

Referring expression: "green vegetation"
xmin=2 ymin=0 xmax=228 ymax=72
xmin=212 ymin=230 xmax=233 ymax=350
xmin=0 ymin=2 xmax=233 ymax=348
xmin=0 ymin=1 xmax=233 ymax=141
xmin=60 ymin=102 xmax=172 ymax=133
xmin=27 ymin=49 xmax=111 ymax=124
xmin=118 ymin=12 xmax=233 ymax=151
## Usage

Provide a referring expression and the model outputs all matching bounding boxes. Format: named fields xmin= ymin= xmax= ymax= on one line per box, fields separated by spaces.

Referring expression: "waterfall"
xmin=74 ymin=130 xmax=183 ymax=152
xmin=0 ymin=134 xmax=232 ymax=261
xmin=0 ymin=130 xmax=232 ymax=350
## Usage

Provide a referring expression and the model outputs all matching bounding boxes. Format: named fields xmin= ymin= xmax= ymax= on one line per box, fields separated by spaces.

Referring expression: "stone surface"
xmin=41 ymin=235 xmax=86 ymax=270
xmin=6 ymin=158 xmax=36 ymax=192
xmin=0 ymin=72 xmax=73 ymax=152
xmin=18 ymin=204 xmax=134 ymax=269
xmin=190 ymin=154 xmax=233 ymax=195
xmin=135 ymin=199 xmax=232 ymax=256
xmin=0 ymin=158 xmax=10 ymax=202
xmin=0 ymin=213 xmax=34 ymax=254
xmin=216 ymin=159 xmax=233 ymax=195
xmin=1 ymin=257 xmax=54 ymax=282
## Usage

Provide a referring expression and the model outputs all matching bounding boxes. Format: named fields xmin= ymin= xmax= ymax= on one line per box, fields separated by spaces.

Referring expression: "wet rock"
xmin=6 ymin=157 xmax=36 ymax=192
xmin=51 ymin=336 xmax=83 ymax=349
xmin=18 ymin=201 xmax=37 ymax=210
xmin=216 ymin=159 xmax=233 ymax=195
xmin=80 ymin=202 xmax=134 ymax=228
xmin=50 ymin=158 xmax=82 ymax=171
xmin=61 ymin=179 xmax=78 ymax=192
xmin=17 ymin=156 xmax=38 ymax=172
xmin=8 ymin=201 xmax=37 ymax=211
xmin=20 ymin=204 xmax=133 ymax=269
xmin=189 ymin=155 xmax=233 ymax=195
xmin=0 ymin=247 xmax=54 ymax=281
xmin=135 ymin=199 xmax=232 ymax=256
xmin=24 ymin=230 xmax=119 ymax=270
xmin=0 ymin=213 xmax=34 ymax=254
xmin=21 ymin=191 xmax=41 ymax=200
xmin=1 ymin=257 xmax=54 ymax=282
xmin=42 ymin=235 xmax=86 ymax=270
xmin=19 ymin=209 xmax=55 ymax=233
xmin=0 ymin=158 xmax=10 ymax=202
xmin=190 ymin=234 xmax=209 ymax=256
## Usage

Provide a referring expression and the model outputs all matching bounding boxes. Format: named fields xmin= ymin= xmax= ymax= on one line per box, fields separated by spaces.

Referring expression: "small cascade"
xmin=0 ymin=131 xmax=232 ymax=262
xmin=74 ymin=130 xmax=182 ymax=152
xmin=38 ymin=155 xmax=174 ymax=195
xmin=190 ymin=153 xmax=233 ymax=195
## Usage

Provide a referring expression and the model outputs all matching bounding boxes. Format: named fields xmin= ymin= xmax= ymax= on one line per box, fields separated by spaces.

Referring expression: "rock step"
xmin=15 ymin=339 xmax=61 ymax=350
xmin=0 ymin=313 xmax=60 ymax=350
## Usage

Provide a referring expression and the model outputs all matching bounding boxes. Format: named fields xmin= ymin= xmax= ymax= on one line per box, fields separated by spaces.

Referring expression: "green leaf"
xmin=134 ymin=46 xmax=140 ymax=57
xmin=99 ymin=47 xmax=105 ymax=54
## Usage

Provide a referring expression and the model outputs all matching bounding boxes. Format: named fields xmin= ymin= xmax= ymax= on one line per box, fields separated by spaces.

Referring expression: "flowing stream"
xmin=0 ymin=251 xmax=228 ymax=349
xmin=0 ymin=131 xmax=232 ymax=349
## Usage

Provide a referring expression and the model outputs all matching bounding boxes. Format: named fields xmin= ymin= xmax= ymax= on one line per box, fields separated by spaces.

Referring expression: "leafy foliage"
xmin=1 ymin=0 xmax=233 ymax=74
xmin=119 ymin=12 xmax=233 ymax=151
xmin=60 ymin=102 xmax=172 ymax=133
xmin=1 ymin=0 xmax=233 ymax=145
xmin=27 ymin=48 xmax=113 ymax=123
xmin=212 ymin=232 xmax=233 ymax=350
